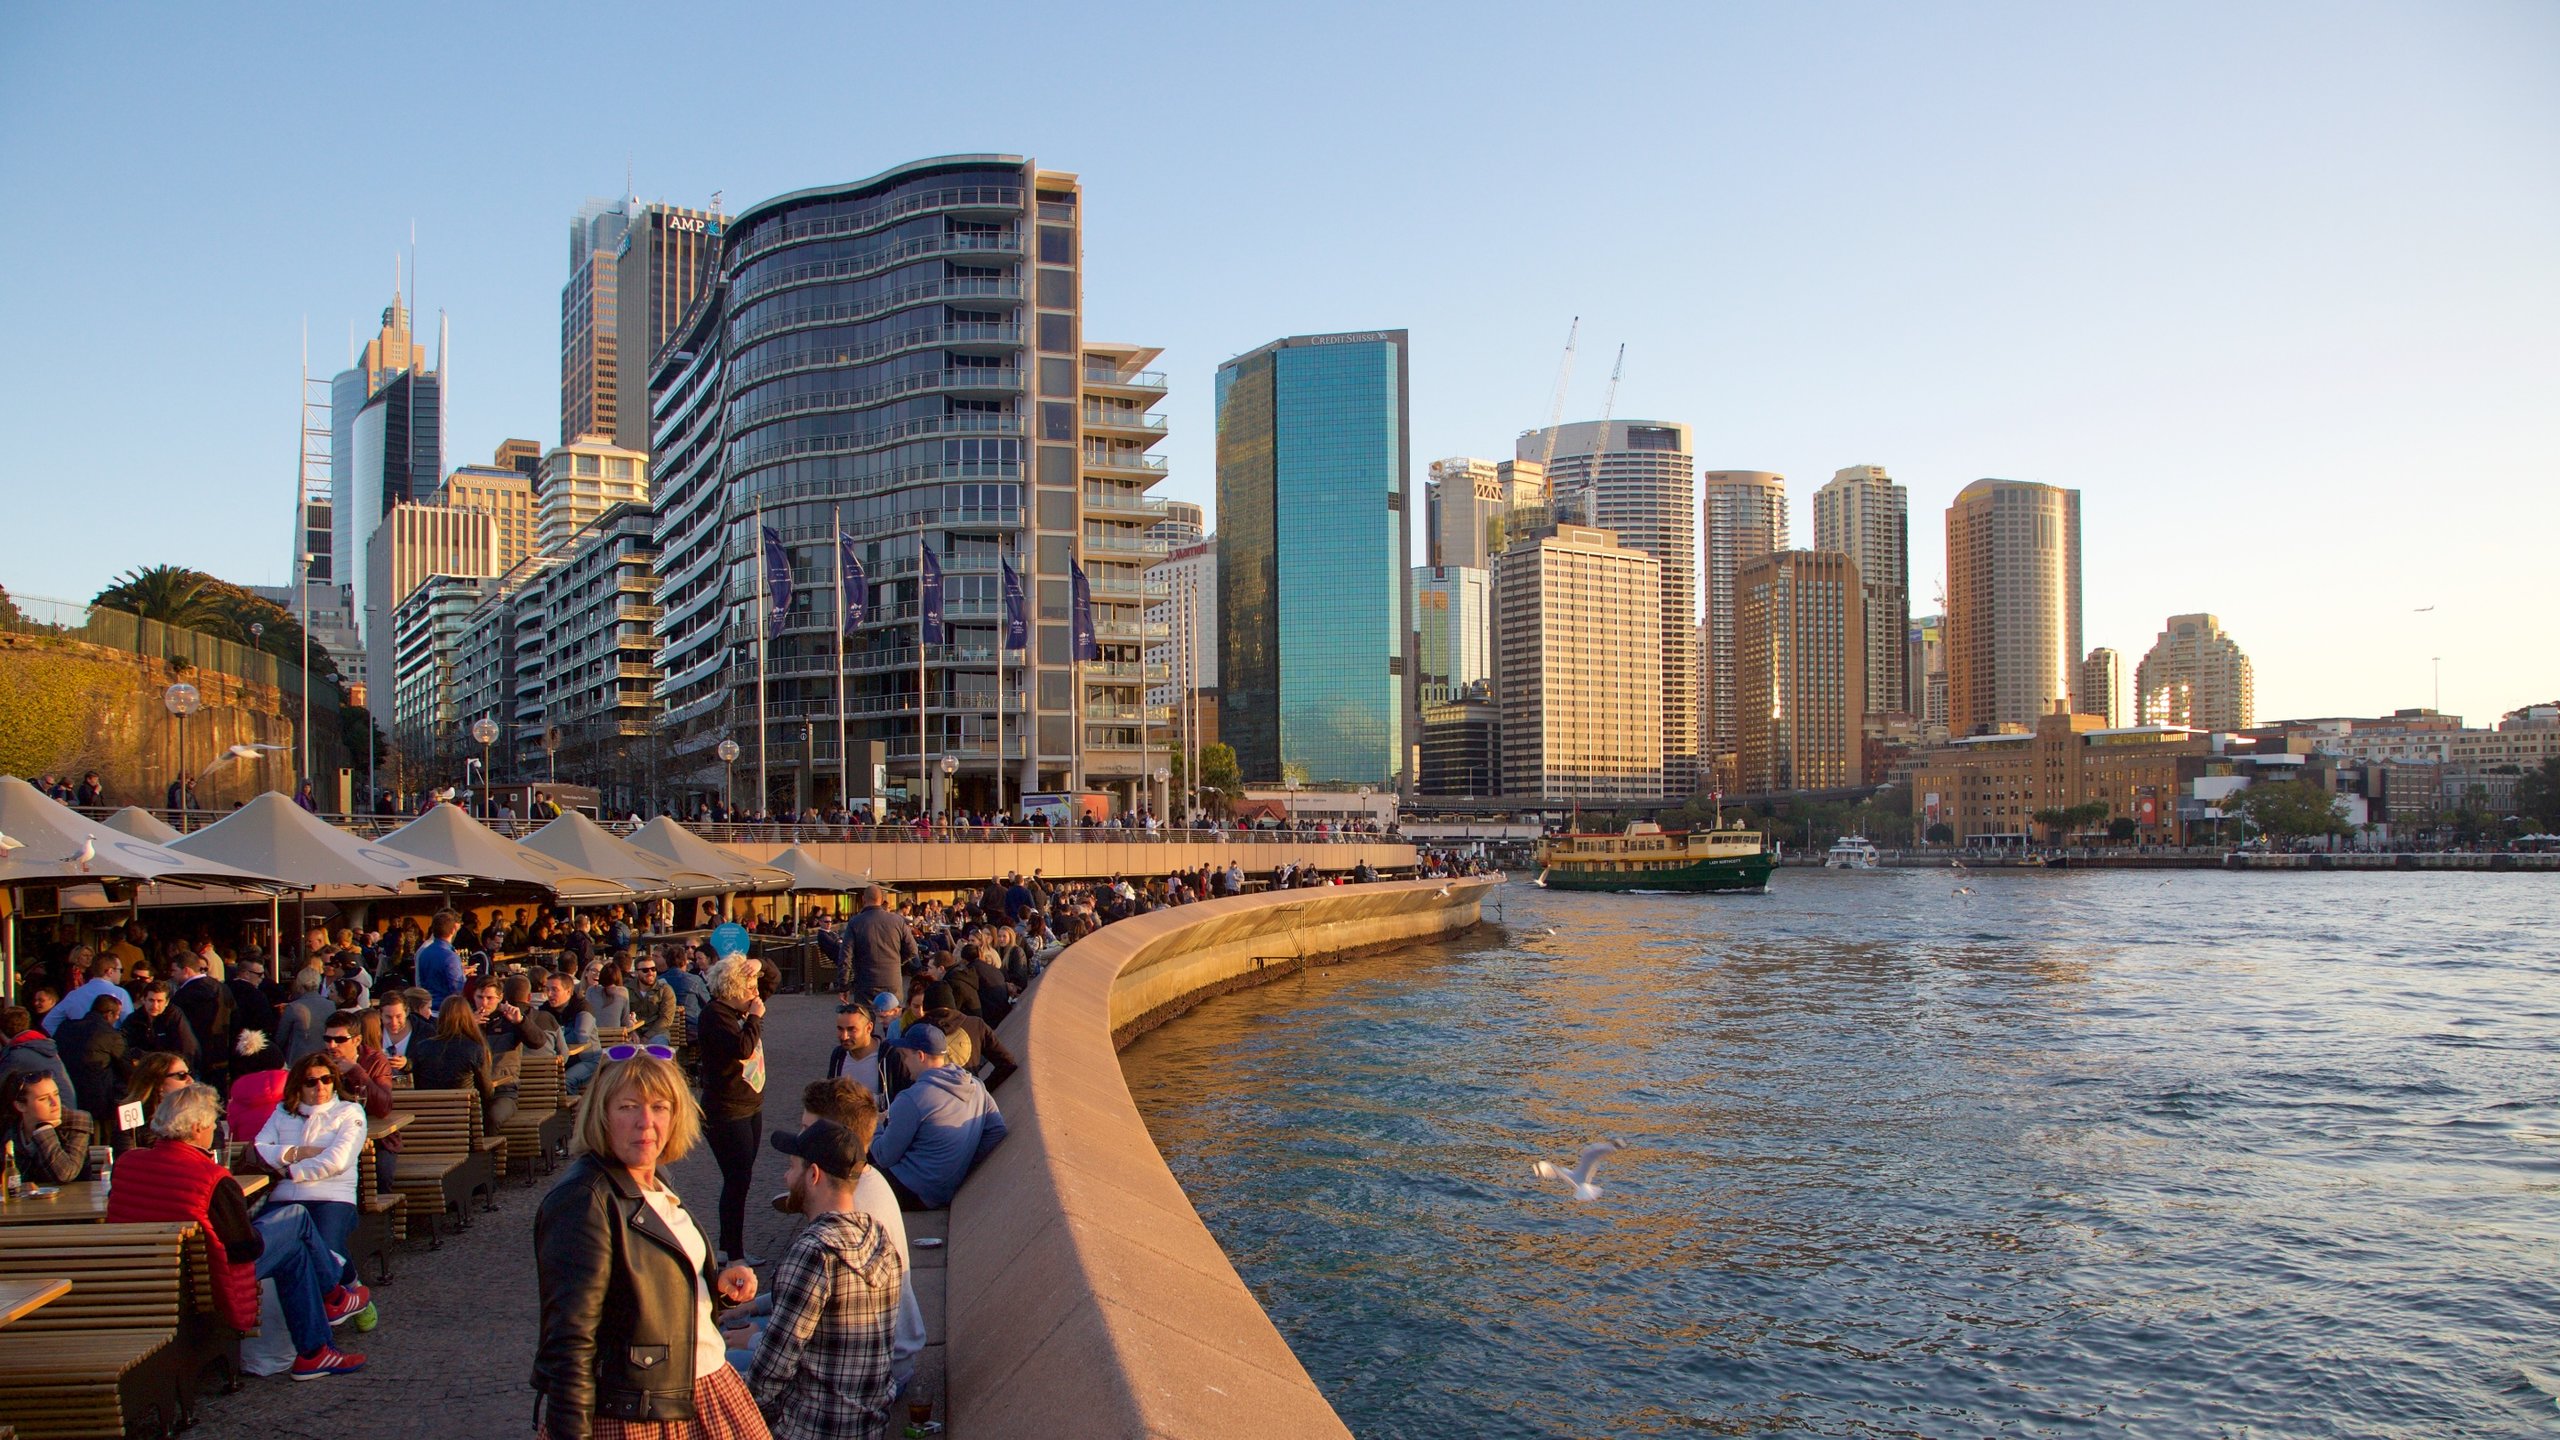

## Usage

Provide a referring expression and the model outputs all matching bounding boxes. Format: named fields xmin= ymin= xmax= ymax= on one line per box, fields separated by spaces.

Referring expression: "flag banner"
xmin=761 ymin=526 xmax=793 ymax=632
xmin=1069 ymin=561 xmax=1101 ymax=661
xmin=1001 ymin=557 xmax=1028 ymax=650
xmin=918 ymin=541 xmax=946 ymax=645
xmin=839 ymin=532 xmax=867 ymax=627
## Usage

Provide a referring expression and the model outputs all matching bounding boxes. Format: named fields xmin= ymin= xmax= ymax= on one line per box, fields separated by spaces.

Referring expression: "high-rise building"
xmin=537 ymin=435 xmax=650 ymax=556
xmin=390 ymin=574 xmax=497 ymax=777
xmin=1149 ymin=501 xmax=1205 ymax=546
xmin=1701 ymin=470 xmax=1790 ymax=778
xmin=1079 ymin=341 xmax=1177 ymax=812
xmin=1733 ymin=550 xmax=1866 ymax=793
xmin=1146 ymin=536 xmax=1216 ymax=711
xmin=1522 ymin=421 xmax=1700 ymax=793
xmin=1413 ymin=565 xmax=1492 ymax=704
xmin=1419 ymin=683 xmax=1499 ymax=798
xmin=610 ymin=202 xmax=725 ymax=456
xmin=365 ymin=502 xmax=497 ymax=721
xmin=646 ymin=157 xmax=1167 ymax=814
xmin=1912 ymin=613 xmax=1948 ymax=736
xmin=436 ymin=456 xmax=538 ymax=574
xmin=1494 ymin=522 xmax=1662 ymax=802
xmin=526 ymin=503 xmax=664 ymax=812
xmin=1425 ymin=457 xmax=1546 ymax=571
xmin=1813 ymin=465 xmax=1909 ymax=717
xmin=494 ymin=438 xmax=544 ymax=478
xmin=1216 ymin=329 xmax=1412 ymax=787
xmin=2134 ymin=615 xmax=2253 ymax=732
xmin=333 ymin=293 xmax=443 ymax=649
xmin=2079 ymin=647 xmax=2124 ymax=727
xmin=1944 ymin=479 xmax=2082 ymax=736
xmin=561 ymin=200 xmax=631 ymax=447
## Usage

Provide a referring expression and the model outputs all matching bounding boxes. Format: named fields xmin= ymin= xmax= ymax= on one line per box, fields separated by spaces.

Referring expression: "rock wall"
xmin=0 ymin=633 xmax=303 ymax=808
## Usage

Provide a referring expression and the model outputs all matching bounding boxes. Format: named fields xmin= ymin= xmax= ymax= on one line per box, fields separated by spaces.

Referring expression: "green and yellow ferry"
xmin=1536 ymin=820 xmax=1777 ymax=894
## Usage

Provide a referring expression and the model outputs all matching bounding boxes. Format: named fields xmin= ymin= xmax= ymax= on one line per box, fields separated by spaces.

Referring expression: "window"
xmin=1038 ymin=226 xmax=1074 ymax=264
xmin=1040 ymin=403 xmax=1075 ymax=441
xmin=1037 ymin=314 xmax=1074 ymax=354
xmin=1039 ymin=357 xmax=1075 ymax=398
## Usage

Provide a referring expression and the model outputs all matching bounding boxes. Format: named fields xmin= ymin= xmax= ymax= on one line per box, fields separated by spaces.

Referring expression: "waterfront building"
xmin=333 ymin=293 xmax=444 ymax=651
xmin=1216 ymin=329 xmax=1413 ymax=788
xmin=389 ymin=574 xmax=497 ymax=781
xmin=1425 ymin=456 xmax=1547 ymax=571
xmin=1813 ymin=465 xmax=1910 ymax=719
xmin=1701 ymin=471 xmax=1790 ymax=780
xmin=1733 ymin=550 xmax=1865 ymax=794
xmin=647 ymin=157 xmax=1167 ymax=814
xmin=561 ymin=200 xmax=631 ymax=446
xmin=2256 ymin=705 xmax=2560 ymax=771
xmin=364 ymin=502 xmax=496 ymax=710
xmin=526 ymin=503 xmax=663 ymax=812
xmin=2134 ymin=613 xmax=2253 ymax=732
xmin=2079 ymin=646 xmax=2124 ymax=728
xmin=447 ymin=554 xmax=563 ymax=794
xmin=1412 ymin=565 xmax=1491 ymax=705
xmin=436 ymin=456 xmax=538 ymax=574
xmin=537 ymin=434 xmax=650 ymax=556
xmin=1149 ymin=500 xmax=1205 ymax=546
xmin=1146 ymin=534 xmax=1216 ymax=715
xmin=1493 ymin=522 xmax=1661 ymax=802
xmin=1419 ymin=681 xmax=1499 ymax=798
xmin=1944 ymin=478 xmax=2082 ymax=736
xmin=1911 ymin=704 xmax=2214 ymax=846
xmin=611 ymin=202 xmax=725 ymax=456
xmin=1524 ymin=421 xmax=1701 ymax=792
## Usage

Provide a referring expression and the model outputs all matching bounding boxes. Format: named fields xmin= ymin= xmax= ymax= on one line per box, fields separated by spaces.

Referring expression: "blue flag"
xmin=918 ymin=541 xmax=945 ymax=645
xmin=839 ymin=532 xmax=867 ymax=628
xmin=761 ymin=526 xmax=792 ymax=632
xmin=1000 ymin=558 xmax=1028 ymax=651
xmin=1069 ymin=561 xmax=1101 ymax=661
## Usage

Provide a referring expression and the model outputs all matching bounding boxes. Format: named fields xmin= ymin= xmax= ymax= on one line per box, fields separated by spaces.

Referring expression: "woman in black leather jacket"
xmin=531 ymin=1053 xmax=764 ymax=1440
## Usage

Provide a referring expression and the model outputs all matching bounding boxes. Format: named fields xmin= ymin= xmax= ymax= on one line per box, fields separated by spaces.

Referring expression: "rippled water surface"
xmin=1121 ymin=871 xmax=2560 ymax=1438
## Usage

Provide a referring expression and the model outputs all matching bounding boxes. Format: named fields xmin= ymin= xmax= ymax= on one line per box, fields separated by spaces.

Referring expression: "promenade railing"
xmin=66 ymin=806 xmax=1408 ymax=849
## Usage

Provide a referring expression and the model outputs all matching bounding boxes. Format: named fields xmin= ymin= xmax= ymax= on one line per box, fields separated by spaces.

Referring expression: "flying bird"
xmin=1953 ymin=885 xmax=1975 ymax=896
xmin=1434 ymin=885 xmax=1453 ymax=898
xmin=2412 ymin=606 xmax=2435 ymax=613
xmin=1533 ymin=1139 xmax=1624 ymax=1202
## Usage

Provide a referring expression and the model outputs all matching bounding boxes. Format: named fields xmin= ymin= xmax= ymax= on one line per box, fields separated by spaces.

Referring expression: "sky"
xmin=2 ymin=1 xmax=2554 ymax=726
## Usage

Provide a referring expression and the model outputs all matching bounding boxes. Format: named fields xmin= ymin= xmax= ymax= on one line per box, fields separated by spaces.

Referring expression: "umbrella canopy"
xmin=625 ymin=817 xmax=792 ymax=893
xmin=376 ymin=803 xmax=633 ymax=904
xmin=520 ymin=811 xmax=704 ymax=899
xmin=764 ymin=844 xmax=872 ymax=895
xmin=0 ymin=776 xmax=290 ymax=892
xmin=102 ymin=807 xmax=184 ymax=844
xmin=171 ymin=792 xmax=474 ymax=893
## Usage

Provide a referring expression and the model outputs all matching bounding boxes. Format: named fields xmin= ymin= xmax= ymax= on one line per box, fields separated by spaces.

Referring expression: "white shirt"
xmin=639 ymin=1179 xmax=729 ymax=1379
xmin=853 ymin=1168 xmax=927 ymax=1381
xmin=253 ymin=1098 xmax=368 ymax=1206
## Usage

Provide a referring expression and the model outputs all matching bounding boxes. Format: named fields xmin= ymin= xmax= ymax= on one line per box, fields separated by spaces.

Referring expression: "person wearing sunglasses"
xmin=116 ymin=1051 xmax=195 ymax=1148
xmin=322 ymin=1009 xmax=401 ymax=1191
xmin=626 ymin=954 xmax=678 ymax=1045
xmin=253 ymin=1051 xmax=377 ymax=1326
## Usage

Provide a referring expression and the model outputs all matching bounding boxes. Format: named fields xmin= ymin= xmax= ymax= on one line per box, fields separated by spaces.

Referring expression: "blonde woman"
xmin=694 ymin=957 xmax=767 ymax=1263
xmin=533 ymin=1055 xmax=764 ymax=1439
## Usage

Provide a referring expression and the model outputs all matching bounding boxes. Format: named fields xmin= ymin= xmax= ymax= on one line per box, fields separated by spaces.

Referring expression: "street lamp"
xmin=717 ymin=737 xmax=741 ymax=815
xmin=939 ymin=753 xmax=959 ymax=824
xmin=472 ymin=716 xmax=499 ymax=819
xmin=163 ymin=682 xmax=203 ymax=815
xmin=1284 ymin=774 xmax=1302 ymax=829
xmin=1153 ymin=766 xmax=1169 ymax=826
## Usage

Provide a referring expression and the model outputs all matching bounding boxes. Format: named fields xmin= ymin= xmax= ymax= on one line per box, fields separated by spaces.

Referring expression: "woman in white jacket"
xmin=254 ymin=1051 xmax=374 ymax=1316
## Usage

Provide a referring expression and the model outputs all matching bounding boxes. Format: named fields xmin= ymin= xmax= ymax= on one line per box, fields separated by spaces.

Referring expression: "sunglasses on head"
xmin=603 ymin=1043 xmax=677 ymax=1062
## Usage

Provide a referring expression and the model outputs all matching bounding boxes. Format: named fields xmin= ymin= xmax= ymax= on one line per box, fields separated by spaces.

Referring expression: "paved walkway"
xmin=189 ymin=993 xmax=949 ymax=1439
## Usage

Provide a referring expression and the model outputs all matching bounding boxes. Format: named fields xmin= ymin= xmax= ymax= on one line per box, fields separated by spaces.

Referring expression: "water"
xmin=1121 ymin=871 xmax=2560 ymax=1438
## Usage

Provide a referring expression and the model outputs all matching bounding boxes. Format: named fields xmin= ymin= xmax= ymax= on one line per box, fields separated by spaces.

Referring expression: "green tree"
xmin=2515 ymin=756 xmax=2560 ymax=832
xmin=2107 ymin=816 xmax=2139 ymax=842
xmin=1925 ymin=822 xmax=1956 ymax=845
xmin=2223 ymin=780 xmax=2352 ymax=843
xmin=93 ymin=565 xmax=232 ymax=632
xmin=1198 ymin=743 xmax=1244 ymax=812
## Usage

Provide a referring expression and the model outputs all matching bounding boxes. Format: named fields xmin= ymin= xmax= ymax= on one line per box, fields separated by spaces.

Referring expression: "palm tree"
xmin=93 ymin=565 xmax=230 ymax=633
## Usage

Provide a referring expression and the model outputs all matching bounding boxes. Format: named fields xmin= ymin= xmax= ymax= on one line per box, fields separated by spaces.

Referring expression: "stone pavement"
xmin=188 ymin=992 xmax=949 ymax=1439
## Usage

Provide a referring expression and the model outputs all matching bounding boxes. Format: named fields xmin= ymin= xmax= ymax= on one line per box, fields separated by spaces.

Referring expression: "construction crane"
xmin=1532 ymin=318 xmax=1581 ymax=504
xmin=1578 ymin=344 xmax=1626 ymax=525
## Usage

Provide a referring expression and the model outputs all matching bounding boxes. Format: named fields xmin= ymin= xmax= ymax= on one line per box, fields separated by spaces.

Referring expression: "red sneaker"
xmin=325 ymin=1286 xmax=374 ymax=1328
xmin=290 ymin=1345 xmax=367 ymax=1380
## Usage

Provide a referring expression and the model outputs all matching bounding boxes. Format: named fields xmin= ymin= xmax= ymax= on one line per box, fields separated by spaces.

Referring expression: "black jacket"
xmin=532 ymin=1156 xmax=727 ymax=1439
xmin=693 ymin=1001 xmax=764 ymax=1121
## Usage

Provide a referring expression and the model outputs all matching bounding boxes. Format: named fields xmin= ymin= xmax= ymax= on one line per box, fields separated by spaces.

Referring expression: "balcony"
xmin=1081 ymin=488 xmax=1169 ymax=517
xmin=728 ymin=277 xmax=1023 ymax=348
xmin=727 ymin=185 xmax=1027 ymax=271
xmin=1080 ymin=406 xmax=1167 ymax=435
xmin=1082 ymin=450 xmax=1168 ymax=477
xmin=1079 ymin=529 xmax=1168 ymax=558
xmin=1095 ymin=617 xmax=1170 ymax=642
xmin=1081 ymin=367 xmax=1167 ymax=392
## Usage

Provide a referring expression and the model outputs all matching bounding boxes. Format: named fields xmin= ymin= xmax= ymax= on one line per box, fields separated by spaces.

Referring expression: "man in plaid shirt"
xmin=749 ymin=1119 xmax=902 ymax=1439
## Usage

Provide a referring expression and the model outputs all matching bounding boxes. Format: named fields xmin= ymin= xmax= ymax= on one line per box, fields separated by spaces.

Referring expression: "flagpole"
xmin=755 ymin=514 xmax=769 ymax=819
xmin=834 ymin=504 xmax=848 ymax=818
xmin=917 ymin=523 xmax=929 ymax=829
xmin=996 ymin=552 xmax=1007 ymax=824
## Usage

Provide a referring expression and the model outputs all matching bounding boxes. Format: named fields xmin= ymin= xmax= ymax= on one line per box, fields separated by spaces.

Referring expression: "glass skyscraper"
xmin=1215 ymin=331 xmax=1412 ymax=786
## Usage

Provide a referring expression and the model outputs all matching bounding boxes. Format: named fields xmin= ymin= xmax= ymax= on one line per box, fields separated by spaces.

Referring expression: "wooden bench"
xmin=0 ymin=1222 xmax=190 ymax=1439
xmin=355 ymin=1127 xmax=405 ymax=1279
xmin=498 ymin=1052 xmax=573 ymax=1181
xmin=386 ymin=1088 xmax=497 ymax=1246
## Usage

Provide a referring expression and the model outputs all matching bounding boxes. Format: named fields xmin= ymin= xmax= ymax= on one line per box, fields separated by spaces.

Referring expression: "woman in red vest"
xmin=105 ymin=1082 xmax=369 ymax=1380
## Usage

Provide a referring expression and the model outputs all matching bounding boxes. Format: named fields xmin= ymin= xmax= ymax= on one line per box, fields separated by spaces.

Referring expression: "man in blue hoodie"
xmin=866 ymin=1024 xmax=1005 ymax=1210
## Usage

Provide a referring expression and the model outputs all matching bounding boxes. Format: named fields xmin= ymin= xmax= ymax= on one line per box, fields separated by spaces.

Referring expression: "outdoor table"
xmin=369 ymin=1112 xmax=413 ymax=1142
xmin=0 ymin=1181 xmax=111 ymax=1225
xmin=0 ymin=1276 xmax=72 ymax=1327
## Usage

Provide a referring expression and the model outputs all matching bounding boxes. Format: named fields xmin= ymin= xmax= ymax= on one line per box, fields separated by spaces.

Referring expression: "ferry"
xmin=1536 ymin=820 xmax=1777 ymax=894
xmin=1825 ymin=835 xmax=1882 ymax=869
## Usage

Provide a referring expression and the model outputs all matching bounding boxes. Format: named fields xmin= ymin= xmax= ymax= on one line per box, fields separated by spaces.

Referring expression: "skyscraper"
xmin=1944 ymin=479 xmax=2083 ymax=736
xmin=1413 ymin=565 xmax=1492 ymax=704
xmin=1700 ymin=470 xmax=1790 ymax=782
xmin=1522 ymin=421 xmax=1700 ymax=792
xmin=436 ymin=454 xmax=538 ymax=575
xmin=1813 ymin=464 xmax=1909 ymax=717
xmin=1424 ymin=456 xmax=1545 ymax=570
xmin=1493 ymin=523 xmax=1662 ymax=802
xmin=1733 ymin=550 xmax=1866 ymax=793
xmin=561 ymin=199 xmax=631 ymax=446
xmin=2134 ymin=615 xmax=2253 ymax=731
xmin=332 ymin=293 xmax=442 ymax=649
xmin=2079 ymin=647 xmax=2124 ymax=727
xmin=1913 ymin=613 xmax=1948 ymax=736
xmin=1216 ymin=330 xmax=1412 ymax=787
xmin=536 ymin=435 xmax=650 ymax=556
xmin=365 ymin=502 xmax=496 ymax=709
xmin=610 ymin=202 xmax=724 ymax=456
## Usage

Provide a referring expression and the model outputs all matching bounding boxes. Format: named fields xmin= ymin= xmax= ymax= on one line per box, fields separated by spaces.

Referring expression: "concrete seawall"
xmin=947 ymin=876 xmax=1499 ymax=1438
xmin=726 ymin=837 xmax=1420 ymax=890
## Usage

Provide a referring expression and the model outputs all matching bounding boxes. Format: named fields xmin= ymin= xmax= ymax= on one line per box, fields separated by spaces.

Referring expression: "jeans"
xmin=564 ymin=1050 xmax=600 ymax=1094
xmin=300 ymin=1197 xmax=360 ymax=1288
xmin=253 ymin=1203 xmax=338 ymax=1356
xmin=484 ymin=1086 xmax=518 ymax=1137
xmin=703 ymin=1112 xmax=762 ymax=1260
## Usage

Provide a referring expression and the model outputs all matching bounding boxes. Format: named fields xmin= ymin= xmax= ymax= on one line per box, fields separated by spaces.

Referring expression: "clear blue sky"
xmin=4 ymin=1 xmax=2553 ymax=725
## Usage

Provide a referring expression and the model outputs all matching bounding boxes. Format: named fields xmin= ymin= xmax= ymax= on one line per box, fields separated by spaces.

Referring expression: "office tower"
xmin=1733 ymin=550 xmax=1866 ymax=793
xmin=647 ymin=157 xmax=1167 ymax=814
xmin=332 ymin=293 xmax=443 ymax=648
xmin=437 ymin=455 xmax=538 ymax=574
xmin=1913 ymin=613 xmax=1948 ymax=736
xmin=364 ymin=503 xmax=497 ymax=718
xmin=2079 ymin=647 xmax=2124 ymax=727
xmin=611 ymin=202 xmax=724 ymax=456
xmin=2135 ymin=615 xmax=2253 ymax=732
xmin=1944 ymin=479 xmax=2083 ymax=735
xmin=537 ymin=435 xmax=650 ymax=555
xmin=1413 ymin=565 xmax=1492 ymax=704
xmin=1150 ymin=500 xmax=1205 ymax=546
xmin=561 ymin=199 xmax=631 ymax=446
xmin=1216 ymin=329 xmax=1412 ymax=787
xmin=1701 ymin=470 xmax=1790 ymax=776
xmin=494 ymin=438 xmax=544 ymax=478
xmin=1147 ymin=535 xmax=1216 ymax=713
xmin=1493 ymin=523 xmax=1662 ymax=801
xmin=1522 ymin=421 xmax=1700 ymax=792
xmin=1419 ymin=684 xmax=1499 ymax=798
xmin=1425 ymin=457 xmax=1546 ymax=570
xmin=1813 ymin=465 xmax=1910 ymax=717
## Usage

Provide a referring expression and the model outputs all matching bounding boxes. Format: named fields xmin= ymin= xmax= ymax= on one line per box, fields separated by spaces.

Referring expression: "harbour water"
xmin=1122 ymin=871 xmax=2560 ymax=1437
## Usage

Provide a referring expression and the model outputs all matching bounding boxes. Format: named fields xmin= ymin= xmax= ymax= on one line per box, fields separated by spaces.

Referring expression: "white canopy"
xmin=764 ymin=845 xmax=872 ymax=895
xmin=171 ymin=792 xmax=473 ymax=893
xmin=102 ymin=807 xmax=184 ymax=844
xmin=624 ymin=817 xmax=791 ymax=893
xmin=521 ymin=811 xmax=709 ymax=899
xmin=376 ymin=803 xmax=633 ymax=904
xmin=0 ymin=776 xmax=288 ymax=892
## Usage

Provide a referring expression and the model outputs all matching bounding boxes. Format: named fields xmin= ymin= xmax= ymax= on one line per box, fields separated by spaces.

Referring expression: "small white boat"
xmin=1825 ymin=836 xmax=1881 ymax=869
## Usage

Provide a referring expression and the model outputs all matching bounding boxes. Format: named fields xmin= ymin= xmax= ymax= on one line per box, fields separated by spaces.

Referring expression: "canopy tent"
xmin=102 ymin=807 xmax=184 ymax=844
xmin=625 ymin=817 xmax=791 ymax=893
xmin=520 ymin=811 xmax=708 ymax=899
xmin=764 ymin=845 xmax=873 ymax=896
xmin=0 ymin=777 xmax=288 ymax=892
xmin=376 ymin=803 xmax=633 ymax=905
xmin=171 ymin=792 xmax=476 ymax=894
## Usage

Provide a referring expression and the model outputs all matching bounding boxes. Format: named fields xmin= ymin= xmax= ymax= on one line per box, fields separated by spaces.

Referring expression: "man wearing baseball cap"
xmin=748 ymin=1119 xmax=900 ymax=1438
xmin=866 ymin=1024 xmax=1007 ymax=1211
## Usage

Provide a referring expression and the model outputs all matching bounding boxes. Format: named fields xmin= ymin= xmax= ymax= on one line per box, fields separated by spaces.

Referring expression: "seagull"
xmin=2412 ymin=606 xmax=2435 ymax=613
xmin=1434 ymin=885 xmax=1452 ymax=898
xmin=1953 ymin=885 xmax=1975 ymax=896
xmin=66 ymin=837 xmax=94 ymax=872
xmin=1533 ymin=1139 xmax=1624 ymax=1202
xmin=1538 ymin=926 xmax=1562 ymax=937
xmin=0 ymin=829 xmax=21 ymax=854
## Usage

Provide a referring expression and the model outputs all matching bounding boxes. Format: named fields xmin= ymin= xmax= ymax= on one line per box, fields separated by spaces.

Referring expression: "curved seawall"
xmin=947 ymin=876 xmax=1497 ymax=1438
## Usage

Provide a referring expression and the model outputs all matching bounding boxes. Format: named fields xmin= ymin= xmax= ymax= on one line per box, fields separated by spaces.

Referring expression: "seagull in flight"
xmin=1953 ymin=885 xmax=1975 ymax=896
xmin=1534 ymin=1139 xmax=1624 ymax=1202
xmin=1434 ymin=884 xmax=1452 ymax=898
xmin=2412 ymin=606 xmax=2435 ymax=613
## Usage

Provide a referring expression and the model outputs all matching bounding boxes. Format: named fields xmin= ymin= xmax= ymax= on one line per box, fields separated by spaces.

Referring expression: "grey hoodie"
xmin=868 ymin=1064 xmax=1006 ymax=1209
xmin=1 ymin=1031 xmax=74 ymax=1100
